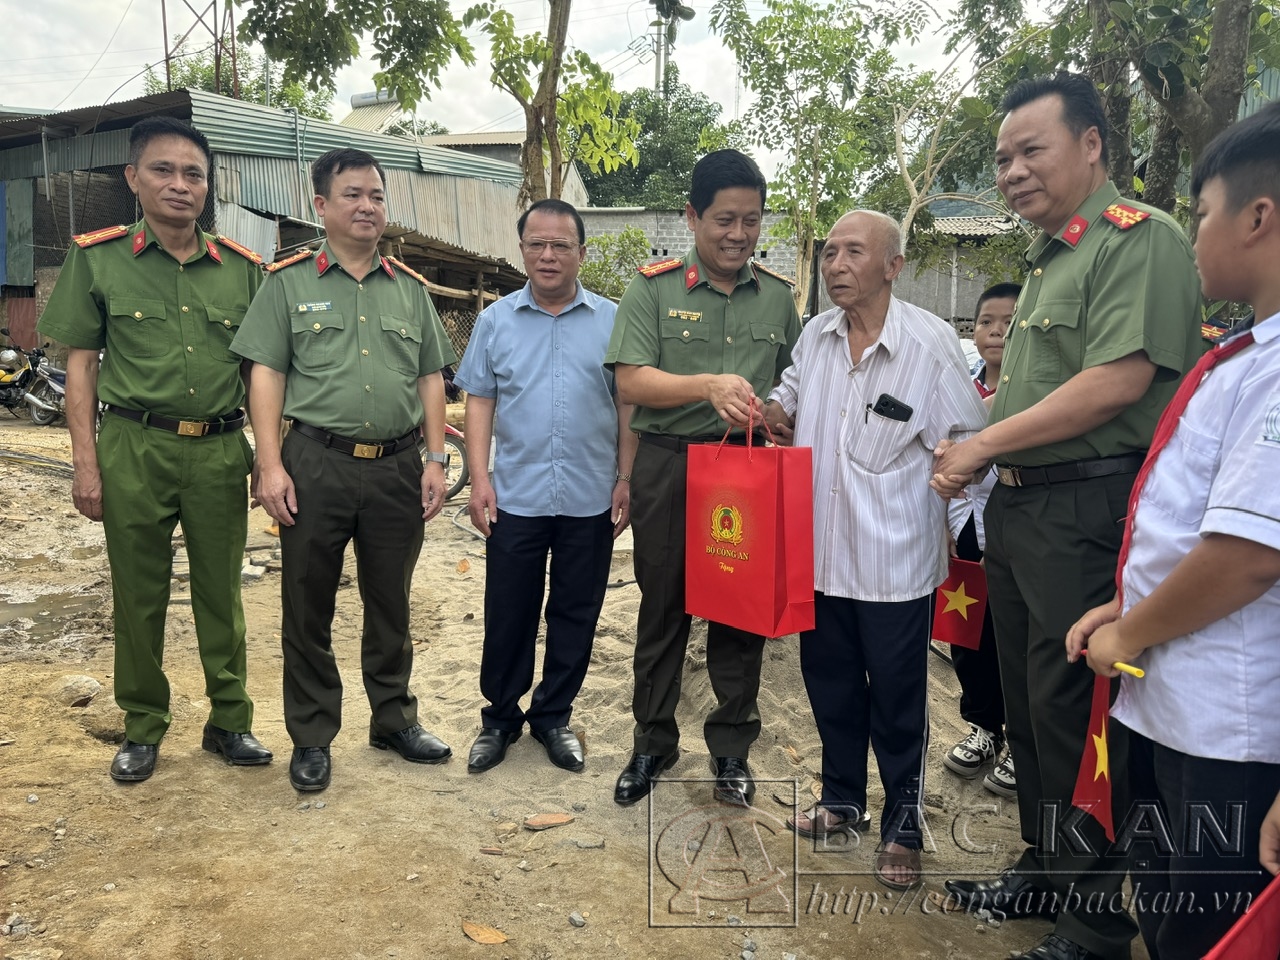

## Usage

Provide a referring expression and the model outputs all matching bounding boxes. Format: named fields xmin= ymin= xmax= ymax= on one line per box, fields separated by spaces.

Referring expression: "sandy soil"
xmin=0 ymin=414 xmax=1118 ymax=960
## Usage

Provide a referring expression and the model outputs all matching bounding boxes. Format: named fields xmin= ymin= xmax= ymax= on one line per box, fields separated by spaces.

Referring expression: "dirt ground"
xmin=0 ymin=415 xmax=1132 ymax=960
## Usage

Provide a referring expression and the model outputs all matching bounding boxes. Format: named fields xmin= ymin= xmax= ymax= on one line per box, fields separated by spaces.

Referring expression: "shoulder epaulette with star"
xmin=637 ymin=258 xmax=683 ymax=278
xmin=752 ymin=260 xmax=795 ymax=286
xmin=1100 ymin=203 xmax=1150 ymax=230
xmin=73 ymin=225 xmax=129 ymax=249
xmin=386 ymin=256 xmax=433 ymax=288
xmin=216 ymin=235 xmax=264 ymax=264
xmin=265 ymin=249 xmax=314 ymax=273
xmin=1201 ymin=319 xmax=1232 ymax=344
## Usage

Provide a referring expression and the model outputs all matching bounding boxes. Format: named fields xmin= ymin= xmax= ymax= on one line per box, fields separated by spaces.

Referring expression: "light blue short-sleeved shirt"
xmin=454 ymin=281 xmax=619 ymax=518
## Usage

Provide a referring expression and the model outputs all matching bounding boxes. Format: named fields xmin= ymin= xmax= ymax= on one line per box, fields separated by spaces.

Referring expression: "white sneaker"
xmin=943 ymin=725 xmax=1002 ymax=778
xmin=983 ymin=750 xmax=1017 ymax=797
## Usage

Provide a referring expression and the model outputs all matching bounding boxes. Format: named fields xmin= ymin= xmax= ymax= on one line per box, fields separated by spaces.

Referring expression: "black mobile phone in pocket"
xmin=869 ymin=393 xmax=913 ymax=423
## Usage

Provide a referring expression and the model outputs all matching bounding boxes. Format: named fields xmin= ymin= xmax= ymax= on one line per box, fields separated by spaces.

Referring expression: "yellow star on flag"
xmin=1093 ymin=725 xmax=1109 ymax=782
xmin=940 ymin=581 xmax=981 ymax=620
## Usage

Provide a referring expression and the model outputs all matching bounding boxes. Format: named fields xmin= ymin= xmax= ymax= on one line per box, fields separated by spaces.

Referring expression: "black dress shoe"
xmin=711 ymin=756 xmax=755 ymax=807
xmin=290 ymin=746 xmax=331 ymax=792
xmin=944 ymin=868 xmax=1059 ymax=919
xmin=201 ymin=723 xmax=273 ymax=765
xmin=467 ymin=728 xmax=522 ymax=773
xmin=532 ymin=726 xmax=584 ymax=773
xmin=110 ymin=740 xmax=158 ymax=782
xmin=614 ymin=751 xmax=679 ymax=806
xmin=1013 ymin=934 xmax=1107 ymax=960
xmin=369 ymin=723 xmax=452 ymax=764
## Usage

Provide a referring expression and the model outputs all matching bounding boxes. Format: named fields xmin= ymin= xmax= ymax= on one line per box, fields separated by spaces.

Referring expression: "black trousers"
xmin=984 ymin=473 xmax=1138 ymax=958
xmin=800 ymin=592 xmax=931 ymax=849
xmin=479 ymin=509 xmax=614 ymax=734
xmin=949 ymin=515 xmax=1004 ymax=734
xmin=279 ymin=429 xmax=425 ymax=746
xmin=629 ymin=438 xmax=766 ymax=757
xmin=1124 ymin=724 xmax=1280 ymax=960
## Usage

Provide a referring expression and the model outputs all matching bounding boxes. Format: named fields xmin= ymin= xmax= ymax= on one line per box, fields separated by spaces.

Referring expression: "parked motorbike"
xmin=443 ymin=423 xmax=469 ymax=500
xmin=0 ymin=328 xmax=36 ymax=418
xmin=25 ymin=348 xmax=65 ymax=426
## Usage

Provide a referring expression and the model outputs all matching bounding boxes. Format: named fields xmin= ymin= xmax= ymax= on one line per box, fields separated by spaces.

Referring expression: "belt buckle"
xmin=177 ymin=420 xmax=209 ymax=437
xmin=352 ymin=442 xmax=382 ymax=459
xmin=996 ymin=466 xmax=1020 ymax=487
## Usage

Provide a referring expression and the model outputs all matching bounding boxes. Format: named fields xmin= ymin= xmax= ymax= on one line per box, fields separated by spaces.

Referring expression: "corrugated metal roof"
xmin=338 ymin=100 xmax=404 ymax=133
xmin=421 ymin=130 xmax=525 ymax=146
xmin=930 ymin=216 xmax=1017 ymax=238
xmin=0 ymin=128 xmax=129 ymax=181
xmin=214 ymin=200 xmax=278 ymax=262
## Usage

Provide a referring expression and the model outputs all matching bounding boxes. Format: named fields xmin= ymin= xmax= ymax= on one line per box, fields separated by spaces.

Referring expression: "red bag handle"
xmin=713 ymin=417 xmax=776 ymax=462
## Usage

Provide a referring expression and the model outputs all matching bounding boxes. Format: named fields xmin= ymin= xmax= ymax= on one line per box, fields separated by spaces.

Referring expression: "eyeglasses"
xmin=522 ymin=239 xmax=581 ymax=257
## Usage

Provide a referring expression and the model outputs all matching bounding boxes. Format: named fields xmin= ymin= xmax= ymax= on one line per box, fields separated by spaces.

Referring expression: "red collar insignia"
xmin=132 ymin=230 xmax=147 ymax=256
xmin=685 ymin=264 xmax=699 ymax=290
xmin=1061 ymin=216 xmax=1089 ymax=247
xmin=381 ymin=256 xmax=396 ymax=279
xmin=315 ymin=251 xmax=332 ymax=275
xmin=205 ymin=239 xmax=222 ymax=264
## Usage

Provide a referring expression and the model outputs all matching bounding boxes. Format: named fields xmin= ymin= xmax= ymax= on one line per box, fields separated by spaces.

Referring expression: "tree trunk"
xmin=793 ymin=222 xmax=814 ymax=317
xmin=1142 ymin=107 xmax=1181 ymax=215
xmin=1089 ymin=0 xmax=1133 ymax=192
xmin=521 ymin=0 xmax=572 ymax=203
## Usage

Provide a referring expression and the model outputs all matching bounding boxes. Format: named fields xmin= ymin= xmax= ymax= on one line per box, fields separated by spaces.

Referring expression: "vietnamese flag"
xmin=932 ymin=558 xmax=986 ymax=650
xmin=1203 ymin=875 xmax=1280 ymax=960
xmin=1071 ymin=674 xmax=1115 ymax=842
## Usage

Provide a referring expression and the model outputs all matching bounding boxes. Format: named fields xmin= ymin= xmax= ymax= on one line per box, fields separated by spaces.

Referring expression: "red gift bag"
xmin=685 ymin=431 xmax=814 ymax=638
xmin=931 ymin=558 xmax=987 ymax=651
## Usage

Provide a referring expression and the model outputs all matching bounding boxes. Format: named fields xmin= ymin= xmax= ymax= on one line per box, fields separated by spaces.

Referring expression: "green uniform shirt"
xmin=989 ymin=182 xmax=1202 ymax=466
xmin=604 ymin=249 xmax=801 ymax=437
xmin=37 ymin=220 xmax=264 ymax=418
xmin=231 ymin=243 xmax=457 ymax=438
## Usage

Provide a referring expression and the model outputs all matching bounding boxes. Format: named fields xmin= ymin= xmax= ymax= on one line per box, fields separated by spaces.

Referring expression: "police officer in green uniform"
xmin=933 ymin=75 xmax=1201 ymax=960
xmin=38 ymin=117 xmax=273 ymax=783
xmin=232 ymin=148 xmax=457 ymax=794
xmin=605 ymin=150 xmax=802 ymax=808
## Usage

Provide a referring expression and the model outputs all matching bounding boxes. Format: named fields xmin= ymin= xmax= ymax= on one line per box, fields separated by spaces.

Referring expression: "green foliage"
xmin=579 ymin=226 xmax=652 ymax=300
xmin=144 ymin=38 xmax=333 ymax=119
xmin=236 ymin=0 xmax=474 ymax=111
xmin=383 ymin=118 xmax=450 ymax=139
xmin=579 ymin=66 xmax=747 ymax=209
xmin=906 ymin=229 xmax=1028 ymax=287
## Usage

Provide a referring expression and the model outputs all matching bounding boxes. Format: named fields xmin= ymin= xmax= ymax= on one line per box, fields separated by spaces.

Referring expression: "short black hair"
xmin=689 ymin=149 xmax=767 ymax=217
xmin=1001 ymin=72 xmax=1109 ymax=168
xmin=517 ymin=198 xmax=585 ymax=245
xmin=975 ymin=282 xmax=1022 ymax=317
xmin=128 ymin=116 xmax=213 ymax=173
xmin=311 ymin=147 xmax=387 ymax=199
xmin=1191 ymin=100 xmax=1280 ymax=212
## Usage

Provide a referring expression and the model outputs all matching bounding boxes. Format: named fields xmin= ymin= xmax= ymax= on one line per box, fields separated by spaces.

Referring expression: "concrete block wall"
xmin=580 ymin=209 xmax=798 ymax=273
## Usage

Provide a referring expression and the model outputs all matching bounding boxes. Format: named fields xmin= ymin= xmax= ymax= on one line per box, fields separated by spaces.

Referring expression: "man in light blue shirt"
xmin=454 ymin=198 xmax=638 ymax=775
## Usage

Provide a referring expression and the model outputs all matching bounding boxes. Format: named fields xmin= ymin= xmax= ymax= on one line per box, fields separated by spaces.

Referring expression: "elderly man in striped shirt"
xmin=763 ymin=210 xmax=988 ymax=890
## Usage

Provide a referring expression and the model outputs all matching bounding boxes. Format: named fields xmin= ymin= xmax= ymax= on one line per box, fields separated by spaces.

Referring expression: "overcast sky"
xmin=2 ymin=0 xmax=964 ymax=179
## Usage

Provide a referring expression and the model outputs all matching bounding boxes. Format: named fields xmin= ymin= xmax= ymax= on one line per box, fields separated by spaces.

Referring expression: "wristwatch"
xmin=423 ymin=450 xmax=450 ymax=464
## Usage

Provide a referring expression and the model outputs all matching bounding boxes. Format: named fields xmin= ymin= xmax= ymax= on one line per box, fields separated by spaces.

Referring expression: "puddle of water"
xmin=1 ymin=594 xmax=103 ymax=641
xmin=71 ymin=545 xmax=104 ymax=559
xmin=12 ymin=554 xmax=51 ymax=568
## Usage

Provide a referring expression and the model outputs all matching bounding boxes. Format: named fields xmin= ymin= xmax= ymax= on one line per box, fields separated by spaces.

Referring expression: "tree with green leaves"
xmin=711 ymin=0 xmax=925 ymax=309
xmin=579 ymin=227 xmax=652 ymax=300
xmin=463 ymin=1 xmax=639 ymax=203
xmin=144 ymin=38 xmax=332 ymax=120
xmin=237 ymin=0 xmax=474 ymax=112
xmin=579 ymin=66 xmax=745 ymax=210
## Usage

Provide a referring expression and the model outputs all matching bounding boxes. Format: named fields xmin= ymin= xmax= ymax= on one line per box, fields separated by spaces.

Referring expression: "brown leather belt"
xmin=106 ymin=405 xmax=244 ymax=436
xmin=292 ymin=421 xmax=421 ymax=459
xmin=994 ymin=453 xmax=1146 ymax=487
xmin=639 ymin=431 xmax=764 ymax=453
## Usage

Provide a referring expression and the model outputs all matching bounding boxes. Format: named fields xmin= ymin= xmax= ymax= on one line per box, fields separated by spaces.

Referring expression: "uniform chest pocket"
xmin=659 ymin=319 xmax=710 ymax=376
xmin=290 ymin=311 xmax=345 ymax=370
xmin=381 ymin=315 xmax=422 ymax=376
xmin=848 ymin=409 xmax=919 ymax=473
xmin=1021 ymin=299 xmax=1082 ymax=383
xmin=204 ymin=307 xmax=243 ymax=362
xmin=108 ymin=296 xmax=170 ymax=358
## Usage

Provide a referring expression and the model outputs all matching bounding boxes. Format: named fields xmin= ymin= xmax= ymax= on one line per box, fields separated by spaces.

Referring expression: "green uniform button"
xmin=1033 ymin=268 xmax=1043 ymax=276
xmin=365 ymin=385 xmax=372 ymax=392
xmin=223 ymin=320 xmax=231 ymax=327
xmin=134 ymin=311 xmax=143 ymax=319
xmin=359 ymin=316 xmax=367 ymax=323
xmin=1019 ymin=320 xmax=1028 ymax=329
xmin=1002 ymin=375 xmax=1010 ymax=383
xmin=1042 ymin=318 xmax=1050 ymax=327
xmin=188 ymin=387 xmax=195 ymax=394
xmin=683 ymin=330 xmax=690 ymax=338
xmin=313 ymin=322 xmax=321 ymax=331
xmin=186 ymin=346 xmax=194 ymax=353
xmin=726 ymin=336 xmax=733 ymax=344
xmin=181 ymin=306 xmax=189 ymax=313
xmin=361 ymin=349 xmax=369 ymax=356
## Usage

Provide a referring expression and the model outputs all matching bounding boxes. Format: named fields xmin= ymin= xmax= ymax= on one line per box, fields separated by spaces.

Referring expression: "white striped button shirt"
xmin=771 ymin=299 xmax=989 ymax=602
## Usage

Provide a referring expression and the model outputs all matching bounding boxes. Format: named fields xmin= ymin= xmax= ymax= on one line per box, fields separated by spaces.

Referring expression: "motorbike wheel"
xmin=27 ymin=381 xmax=60 ymax=426
xmin=444 ymin=433 xmax=469 ymax=500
